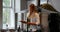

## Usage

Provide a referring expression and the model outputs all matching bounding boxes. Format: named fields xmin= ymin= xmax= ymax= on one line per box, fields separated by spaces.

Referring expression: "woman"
xmin=21 ymin=4 xmax=41 ymax=32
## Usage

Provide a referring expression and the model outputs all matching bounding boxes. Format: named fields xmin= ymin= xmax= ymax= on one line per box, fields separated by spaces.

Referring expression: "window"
xmin=3 ymin=0 xmax=26 ymax=29
xmin=3 ymin=0 xmax=15 ymax=29
xmin=3 ymin=0 xmax=11 ymax=7
xmin=41 ymin=0 xmax=47 ymax=4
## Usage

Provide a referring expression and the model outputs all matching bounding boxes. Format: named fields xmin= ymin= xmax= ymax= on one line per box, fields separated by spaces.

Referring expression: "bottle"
xmin=15 ymin=29 xmax=17 ymax=32
xmin=18 ymin=25 xmax=20 ymax=32
xmin=6 ymin=24 xmax=10 ymax=32
xmin=27 ymin=18 xmax=30 ymax=32
xmin=30 ymin=29 xmax=32 ymax=32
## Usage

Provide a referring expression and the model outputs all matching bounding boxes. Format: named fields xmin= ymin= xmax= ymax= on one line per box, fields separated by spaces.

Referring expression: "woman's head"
xmin=29 ymin=4 xmax=35 ymax=12
xmin=29 ymin=4 xmax=38 ymax=13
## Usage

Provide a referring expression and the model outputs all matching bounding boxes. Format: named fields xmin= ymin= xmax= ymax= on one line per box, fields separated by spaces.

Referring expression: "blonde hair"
xmin=29 ymin=4 xmax=38 ymax=13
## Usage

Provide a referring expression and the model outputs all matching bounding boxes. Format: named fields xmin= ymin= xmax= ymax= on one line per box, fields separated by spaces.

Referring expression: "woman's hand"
xmin=20 ymin=20 xmax=27 ymax=24
xmin=28 ymin=22 xmax=36 ymax=25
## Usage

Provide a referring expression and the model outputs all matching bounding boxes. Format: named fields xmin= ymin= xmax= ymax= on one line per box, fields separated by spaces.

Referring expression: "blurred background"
xmin=0 ymin=0 xmax=60 ymax=32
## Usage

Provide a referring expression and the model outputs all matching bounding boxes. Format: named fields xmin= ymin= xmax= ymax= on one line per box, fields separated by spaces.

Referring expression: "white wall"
xmin=41 ymin=13 xmax=49 ymax=32
xmin=21 ymin=0 xmax=27 ymax=10
xmin=49 ymin=0 xmax=60 ymax=12
xmin=27 ymin=0 xmax=37 ymax=6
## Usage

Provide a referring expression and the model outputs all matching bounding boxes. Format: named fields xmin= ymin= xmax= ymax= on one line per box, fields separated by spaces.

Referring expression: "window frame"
xmin=3 ymin=0 xmax=15 ymax=29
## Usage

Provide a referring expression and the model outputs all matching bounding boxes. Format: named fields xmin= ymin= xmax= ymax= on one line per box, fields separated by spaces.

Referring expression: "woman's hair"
xmin=29 ymin=4 xmax=38 ymax=13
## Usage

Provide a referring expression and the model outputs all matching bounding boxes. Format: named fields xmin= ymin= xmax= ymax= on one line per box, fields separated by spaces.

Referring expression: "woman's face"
xmin=30 ymin=7 xmax=33 ymax=12
xmin=29 ymin=4 xmax=35 ymax=13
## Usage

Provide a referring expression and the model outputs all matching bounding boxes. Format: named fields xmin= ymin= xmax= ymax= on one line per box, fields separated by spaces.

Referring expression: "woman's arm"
xmin=28 ymin=22 xmax=36 ymax=25
xmin=21 ymin=13 xmax=40 ymax=25
xmin=21 ymin=20 xmax=36 ymax=25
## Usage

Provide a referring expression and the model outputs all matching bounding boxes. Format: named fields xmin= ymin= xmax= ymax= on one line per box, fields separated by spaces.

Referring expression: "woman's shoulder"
xmin=35 ymin=13 xmax=39 ymax=16
xmin=27 ymin=12 xmax=31 ymax=19
xmin=27 ymin=12 xmax=30 ymax=17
